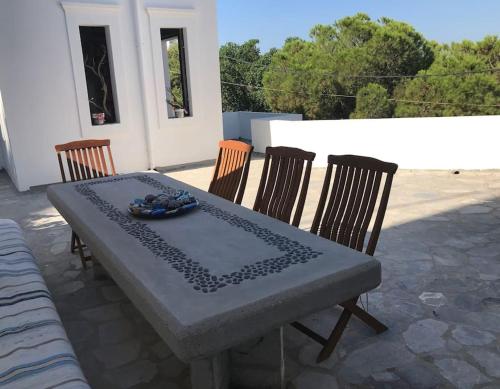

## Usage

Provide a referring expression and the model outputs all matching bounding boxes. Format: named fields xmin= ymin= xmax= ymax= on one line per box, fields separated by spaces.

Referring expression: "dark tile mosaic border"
xmin=75 ymin=175 xmax=322 ymax=293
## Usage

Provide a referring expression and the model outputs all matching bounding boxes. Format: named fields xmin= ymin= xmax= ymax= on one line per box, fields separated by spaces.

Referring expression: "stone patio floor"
xmin=1 ymin=160 xmax=500 ymax=388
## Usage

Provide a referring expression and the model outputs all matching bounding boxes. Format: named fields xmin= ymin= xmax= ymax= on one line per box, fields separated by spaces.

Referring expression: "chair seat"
xmin=0 ymin=219 xmax=90 ymax=388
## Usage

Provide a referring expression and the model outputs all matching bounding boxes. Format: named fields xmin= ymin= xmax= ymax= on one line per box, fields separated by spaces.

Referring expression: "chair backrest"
xmin=55 ymin=139 xmax=116 ymax=183
xmin=253 ymin=146 xmax=316 ymax=227
xmin=311 ymin=154 xmax=398 ymax=256
xmin=208 ymin=140 xmax=254 ymax=204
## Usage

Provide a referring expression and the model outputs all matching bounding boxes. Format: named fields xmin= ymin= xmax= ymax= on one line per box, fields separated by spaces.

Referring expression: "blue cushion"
xmin=0 ymin=220 xmax=90 ymax=388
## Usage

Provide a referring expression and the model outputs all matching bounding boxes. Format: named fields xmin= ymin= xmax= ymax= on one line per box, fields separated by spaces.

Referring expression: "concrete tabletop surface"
xmin=47 ymin=172 xmax=381 ymax=362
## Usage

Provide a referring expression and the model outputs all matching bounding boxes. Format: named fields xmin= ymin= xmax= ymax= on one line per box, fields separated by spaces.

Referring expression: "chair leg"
xmin=342 ymin=301 xmax=388 ymax=334
xmin=316 ymin=304 xmax=353 ymax=363
xmin=70 ymin=231 xmax=76 ymax=253
xmin=74 ymin=234 xmax=89 ymax=270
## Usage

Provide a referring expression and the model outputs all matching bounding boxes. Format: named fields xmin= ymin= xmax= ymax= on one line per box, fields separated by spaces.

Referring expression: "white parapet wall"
xmin=251 ymin=115 xmax=500 ymax=170
xmin=223 ymin=112 xmax=302 ymax=140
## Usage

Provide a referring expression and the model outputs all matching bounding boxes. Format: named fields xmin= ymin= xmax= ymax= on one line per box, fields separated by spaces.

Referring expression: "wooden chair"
xmin=208 ymin=140 xmax=253 ymax=204
xmin=253 ymin=146 xmax=315 ymax=227
xmin=54 ymin=139 xmax=116 ymax=269
xmin=292 ymin=154 xmax=398 ymax=362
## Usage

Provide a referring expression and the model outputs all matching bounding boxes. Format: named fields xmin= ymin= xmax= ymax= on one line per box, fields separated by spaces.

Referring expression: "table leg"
xmin=190 ymin=351 xmax=229 ymax=389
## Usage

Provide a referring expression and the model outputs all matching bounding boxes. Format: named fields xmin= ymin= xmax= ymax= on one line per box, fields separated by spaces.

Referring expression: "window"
xmin=160 ymin=28 xmax=191 ymax=119
xmin=79 ymin=26 xmax=118 ymax=126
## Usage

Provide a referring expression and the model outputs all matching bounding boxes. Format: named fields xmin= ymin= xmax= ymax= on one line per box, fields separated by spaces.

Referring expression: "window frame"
xmin=147 ymin=7 xmax=198 ymax=130
xmin=62 ymin=2 xmax=128 ymax=137
xmin=160 ymin=28 xmax=192 ymax=119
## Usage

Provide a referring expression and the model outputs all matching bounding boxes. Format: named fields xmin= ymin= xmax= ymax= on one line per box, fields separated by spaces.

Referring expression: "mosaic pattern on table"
xmin=75 ymin=175 xmax=322 ymax=293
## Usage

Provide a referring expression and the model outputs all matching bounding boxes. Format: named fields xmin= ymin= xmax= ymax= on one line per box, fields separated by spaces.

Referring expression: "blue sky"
xmin=217 ymin=0 xmax=500 ymax=52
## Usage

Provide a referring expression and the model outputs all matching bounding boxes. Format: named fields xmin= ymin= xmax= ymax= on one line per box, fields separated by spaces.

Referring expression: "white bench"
xmin=0 ymin=219 xmax=89 ymax=388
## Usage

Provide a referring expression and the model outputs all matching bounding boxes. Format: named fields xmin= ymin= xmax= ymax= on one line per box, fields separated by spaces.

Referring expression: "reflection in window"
xmin=160 ymin=28 xmax=191 ymax=119
xmin=79 ymin=26 xmax=118 ymax=126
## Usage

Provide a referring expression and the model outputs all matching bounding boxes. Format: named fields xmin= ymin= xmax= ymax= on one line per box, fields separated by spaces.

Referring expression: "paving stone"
xmin=436 ymin=358 xmax=490 ymax=388
xmin=102 ymin=285 xmax=127 ymax=302
xmin=54 ymin=280 xmax=85 ymax=295
xmin=459 ymin=205 xmax=492 ymax=214
xmin=371 ymin=371 xmax=399 ymax=382
xmin=468 ymin=349 xmax=500 ymax=378
xmin=403 ymin=319 xmax=448 ymax=353
xmin=4 ymin=167 xmax=500 ymax=388
xmin=468 ymin=243 xmax=500 ymax=258
xmin=451 ymin=325 xmax=495 ymax=346
xmin=105 ymin=360 xmax=158 ymax=388
xmin=293 ymin=371 xmax=338 ymax=389
xmin=99 ymin=319 xmax=134 ymax=345
xmin=94 ymin=340 xmax=141 ymax=369
xmin=62 ymin=320 xmax=95 ymax=344
xmin=63 ymin=270 xmax=81 ymax=280
xmin=150 ymin=341 xmax=173 ymax=360
xmin=419 ymin=292 xmax=447 ymax=307
xmin=81 ymin=304 xmax=123 ymax=322
xmin=50 ymin=241 xmax=67 ymax=255
xmin=158 ymin=355 xmax=187 ymax=379
xmin=395 ymin=361 xmax=446 ymax=388
xmin=340 ymin=342 xmax=415 ymax=379
xmin=231 ymin=365 xmax=288 ymax=389
xmin=298 ymin=342 xmax=340 ymax=370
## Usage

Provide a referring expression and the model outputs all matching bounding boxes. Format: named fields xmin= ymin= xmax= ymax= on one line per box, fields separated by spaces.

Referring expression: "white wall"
xmin=0 ymin=0 xmax=222 ymax=190
xmin=251 ymin=115 xmax=500 ymax=170
xmin=223 ymin=111 xmax=302 ymax=140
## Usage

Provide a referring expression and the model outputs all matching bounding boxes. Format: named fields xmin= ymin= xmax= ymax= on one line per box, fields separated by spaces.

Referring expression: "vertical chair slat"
xmin=98 ymin=146 xmax=109 ymax=176
xmin=107 ymin=145 xmax=116 ymax=176
xmin=339 ymin=167 xmax=363 ymax=246
xmin=270 ymin=156 xmax=289 ymax=220
xmin=321 ymin=165 xmax=348 ymax=240
xmin=277 ymin=157 xmax=298 ymax=221
xmin=88 ymin=147 xmax=98 ymax=178
xmin=64 ymin=151 xmax=76 ymax=182
xmin=76 ymin=148 xmax=87 ymax=180
xmin=57 ymin=152 xmax=67 ymax=183
xmin=93 ymin=147 xmax=104 ymax=177
xmin=208 ymin=140 xmax=253 ymax=204
xmin=69 ymin=150 xmax=81 ymax=181
xmin=292 ymin=159 xmax=312 ymax=227
xmin=81 ymin=148 xmax=91 ymax=179
xmin=310 ymin=161 xmax=334 ymax=235
xmin=254 ymin=146 xmax=315 ymax=227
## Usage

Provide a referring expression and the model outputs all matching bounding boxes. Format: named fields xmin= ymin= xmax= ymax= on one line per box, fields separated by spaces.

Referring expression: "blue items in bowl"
xmin=128 ymin=190 xmax=199 ymax=219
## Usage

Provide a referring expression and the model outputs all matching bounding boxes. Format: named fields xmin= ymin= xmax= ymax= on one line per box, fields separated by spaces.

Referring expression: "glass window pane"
xmin=160 ymin=28 xmax=191 ymax=119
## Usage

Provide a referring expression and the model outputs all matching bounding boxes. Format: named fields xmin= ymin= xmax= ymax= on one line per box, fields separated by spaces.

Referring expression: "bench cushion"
xmin=0 ymin=219 xmax=90 ymax=388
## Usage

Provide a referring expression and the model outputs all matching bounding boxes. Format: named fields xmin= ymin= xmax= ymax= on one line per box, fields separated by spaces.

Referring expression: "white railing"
xmin=251 ymin=115 xmax=500 ymax=169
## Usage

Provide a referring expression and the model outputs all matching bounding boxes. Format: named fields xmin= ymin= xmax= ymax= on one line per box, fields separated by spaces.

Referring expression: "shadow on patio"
xmin=1 ymin=165 xmax=499 ymax=388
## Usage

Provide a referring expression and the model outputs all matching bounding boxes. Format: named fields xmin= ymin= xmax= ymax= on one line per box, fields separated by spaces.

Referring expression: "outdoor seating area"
xmin=0 ymin=151 xmax=499 ymax=388
xmin=0 ymin=1 xmax=498 ymax=388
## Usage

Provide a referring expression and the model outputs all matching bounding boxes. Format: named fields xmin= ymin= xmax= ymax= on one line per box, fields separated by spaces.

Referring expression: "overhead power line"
xmin=220 ymin=55 xmax=500 ymax=80
xmin=221 ymin=80 xmax=500 ymax=109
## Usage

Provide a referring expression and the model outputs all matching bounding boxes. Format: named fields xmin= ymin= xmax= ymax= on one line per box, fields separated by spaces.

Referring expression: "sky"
xmin=217 ymin=0 xmax=500 ymax=52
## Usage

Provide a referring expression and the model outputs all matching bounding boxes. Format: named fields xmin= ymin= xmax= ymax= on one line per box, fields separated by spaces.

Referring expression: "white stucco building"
xmin=0 ymin=0 xmax=223 ymax=191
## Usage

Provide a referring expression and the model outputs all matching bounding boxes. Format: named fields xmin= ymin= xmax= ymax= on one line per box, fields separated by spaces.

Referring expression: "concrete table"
xmin=48 ymin=172 xmax=381 ymax=388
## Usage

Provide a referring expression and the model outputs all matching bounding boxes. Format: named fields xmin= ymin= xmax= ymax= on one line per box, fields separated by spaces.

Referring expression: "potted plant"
xmin=84 ymin=45 xmax=111 ymax=125
xmin=166 ymin=86 xmax=186 ymax=118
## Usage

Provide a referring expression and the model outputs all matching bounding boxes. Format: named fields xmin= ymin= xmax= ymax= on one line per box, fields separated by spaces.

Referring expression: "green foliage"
xmin=167 ymin=43 xmax=184 ymax=109
xmin=351 ymin=83 xmax=393 ymax=118
xmin=262 ymin=13 xmax=435 ymax=119
xmin=219 ymin=39 xmax=274 ymax=112
xmin=262 ymin=38 xmax=347 ymax=119
xmin=395 ymin=36 xmax=500 ymax=117
xmin=218 ymin=14 xmax=499 ymax=119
